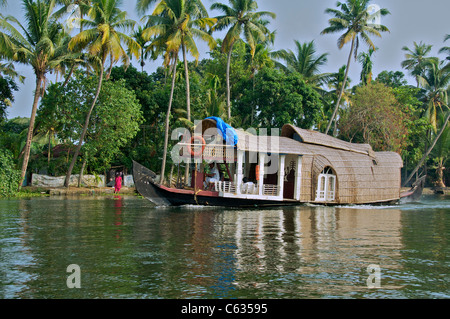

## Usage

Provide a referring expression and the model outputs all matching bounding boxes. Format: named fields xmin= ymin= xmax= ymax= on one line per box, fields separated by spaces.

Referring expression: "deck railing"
xmin=263 ymin=184 xmax=279 ymax=196
xmin=214 ymin=181 xmax=279 ymax=197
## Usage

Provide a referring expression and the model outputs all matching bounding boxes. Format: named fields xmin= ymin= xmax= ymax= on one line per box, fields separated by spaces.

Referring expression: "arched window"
xmin=315 ymin=167 xmax=336 ymax=202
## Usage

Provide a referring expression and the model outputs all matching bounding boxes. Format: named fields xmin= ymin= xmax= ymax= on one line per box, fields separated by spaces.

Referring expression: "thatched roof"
xmin=281 ymin=124 xmax=376 ymax=157
xmin=235 ymin=129 xmax=315 ymax=155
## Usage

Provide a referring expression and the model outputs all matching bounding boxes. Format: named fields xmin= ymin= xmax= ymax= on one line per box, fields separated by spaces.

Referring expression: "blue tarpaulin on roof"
xmin=205 ymin=117 xmax=239 ymax=146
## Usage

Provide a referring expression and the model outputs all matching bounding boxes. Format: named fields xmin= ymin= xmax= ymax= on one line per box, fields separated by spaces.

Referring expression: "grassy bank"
xmin=5 ymin=186 xmax=138 ymax=198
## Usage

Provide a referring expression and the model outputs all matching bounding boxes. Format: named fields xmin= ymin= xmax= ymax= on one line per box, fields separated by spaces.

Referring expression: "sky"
xmin=2 ymin=0 xmax=450 ymax=120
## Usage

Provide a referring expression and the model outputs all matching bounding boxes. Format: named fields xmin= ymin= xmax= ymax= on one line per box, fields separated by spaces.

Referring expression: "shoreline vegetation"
xmin=0 ymin=0 xmax=448 ymax=200
xmin=4 ymin=186 xmax=449 ymax=199
xmin=11 ymin=186 xmax=138 ymax=198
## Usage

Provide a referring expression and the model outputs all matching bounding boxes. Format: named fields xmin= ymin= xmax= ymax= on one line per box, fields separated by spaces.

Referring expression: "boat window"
xmin=315 ymin=167 xmax=336 ymax=202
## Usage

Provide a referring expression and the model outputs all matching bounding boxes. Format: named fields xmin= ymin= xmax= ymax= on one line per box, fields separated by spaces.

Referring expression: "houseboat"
xmin=133 ymin=118 xmax=423 ymax=207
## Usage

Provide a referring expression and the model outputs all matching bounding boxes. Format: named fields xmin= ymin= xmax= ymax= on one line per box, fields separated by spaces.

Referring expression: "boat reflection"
xmin=180 ymin=205 xmax=405 ymax=296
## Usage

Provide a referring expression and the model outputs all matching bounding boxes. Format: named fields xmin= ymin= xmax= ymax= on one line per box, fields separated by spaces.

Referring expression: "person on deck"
xmin=114 ymin=171 xmax=123 ymax=194
xmin=242 ymin=177 xmax=255 ymax=194
xmin=204 ymin=162 xmax=220 ymax=189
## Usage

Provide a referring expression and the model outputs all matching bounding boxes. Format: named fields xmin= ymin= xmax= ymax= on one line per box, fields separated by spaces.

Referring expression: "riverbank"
xmin=20 ymin=186 xmax=138 ymax=196
xmin=18 ymin=186 xmax=449 ymax=197
xmin=402 ymin=187 xmax=449 ymax=195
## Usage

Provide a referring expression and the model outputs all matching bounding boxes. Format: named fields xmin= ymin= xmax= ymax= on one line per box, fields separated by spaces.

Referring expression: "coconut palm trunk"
xmin=226 ymin=42 xmax=234 ymax=120
xmin=64 ymin=60 xmax=105 ymax=187
xmin=19 ymin=75 xmax=44 ymax=189
xmin=325 ymin=37 xmax=355 ymax=136
xmin=182 ymin=44 xmax=191 ymax=123
xmin=160 ymin=54 xmax=178 ymax=186
xmin=182 ymin=44 xmax=191 ymax=185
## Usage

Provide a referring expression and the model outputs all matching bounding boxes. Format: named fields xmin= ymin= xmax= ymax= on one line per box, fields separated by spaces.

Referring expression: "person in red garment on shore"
xmin=114 ymin=171 xmax=123 ymax=194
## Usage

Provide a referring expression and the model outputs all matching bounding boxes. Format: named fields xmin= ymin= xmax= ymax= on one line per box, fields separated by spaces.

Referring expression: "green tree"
xmin=64 ymin=0 xmax=140 ymax=187
xmin=357 ymin=46 xmax=376 ymax=85
xmin=141 ymin=0 xmax=183 ymax=185
xmin=211 ymin=0 xmax=275 ymax=119
xmin=0 ymin=76 xmax=18 ymax=123
xmin=431 ymin=113 xmax=449 ymax=187
xmin=39 ymin=72 xmax=143 ymax=175
xmin=418 ymin=59 xmax=450 ymax=132
xmin=110 ymin=65 xmax=167 ymax=171
xmin=391 ymin=85 xmax=428 ymax=183
xmin=55 ymin=0 xmax=93 ymax=31
xmin=0 ymin=0 xmax=75 ymax=189
xmin=235 ymin=67 xmax=323 ymax=129
xmin=203 ymin=40 xmax=252 ymax=123
xmin=321 ymin=0 xmax=390 ymax=135
xmin=0 ymin=117 xmax=29 ymax=160
xmin=322 ymin=65 xmax=352 ymax=134
xmin=338 ymin=82 xmax=408 ymax=153
xmin=374 ymin=70 xmax=408 ymax=88
xmin=440 ymin=34 xmax=450 ymax=62
xmin=401 ymin=41 xmax=436 ymax=88
xmin=272 ymin=40 xmax=330 ymax=87
xmin=55 ymin=0 xmax=94 ymax=83
xmin=143 ymin=0 xmax=216 ymax=125
xmin=131 ymin=25 xmax=151 ymax=72
xmin=0 ymin=149 xmax=21 ymax=198
xmin=0 ymin=60 xmax=25 ymax=83
xmin=403 ymin=58 xmax=450 ymax=186
xmin=404 ymin=111 xmax=450 ymax=187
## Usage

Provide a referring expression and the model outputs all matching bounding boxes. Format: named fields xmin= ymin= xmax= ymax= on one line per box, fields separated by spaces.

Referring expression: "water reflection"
xmin=0 ymin=196 xmax=448 ymax=299
xmin=212 ymin=206 xmax=406 ymax=297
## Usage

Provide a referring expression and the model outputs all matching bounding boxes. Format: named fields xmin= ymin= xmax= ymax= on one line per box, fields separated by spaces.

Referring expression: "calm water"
xmin=0 ymin=194 xmax=448 ymax=299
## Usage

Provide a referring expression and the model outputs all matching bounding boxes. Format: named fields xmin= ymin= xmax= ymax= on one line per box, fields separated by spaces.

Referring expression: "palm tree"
xmin=0 ymin=60 xmax=25 ymax=83
xmin=54 ymin=1 xmax=94 ymax=84
xmin=143 ymin=0 xmax=215 ymax=125
xmin=131 ymin=25 xmax=151 ymax=72
xmin=211 ymin=0 xmax=275 ymax=120
xmin=55 ymin=0 xmax=92 ymax=31
xmin=0 ymin=0 xmax=75 ymax=189
xmin=324 ymin=65 xmax=352 ymax=134
xmin=321 ymin=0 xmax=390 ymax=135
xmin=64 ymin=0 xmax=140 ymax=187
xmin=401 ymin=41 xmax=436 ymax=87
xmin=358 ymin=46 xmax=376 ymax=85
xmin=439 ymin=34 xmax=450 ymax=68
xmin=272 ymin=40 xmax=330 ymax=87
xmin=404 ymin=111 xmax=450 ymax=187
xmin=142 ymin=0 xmax=216 ymax=184
xmin=431 ymin=113 xmax=449 ymax=188
xmin=403 ymin=59 xmax=450 ymax=187
xmin=418 ymin=59 xmax=450 ymax=132
xmin=136 ymin=0 xmax=158 ymax=15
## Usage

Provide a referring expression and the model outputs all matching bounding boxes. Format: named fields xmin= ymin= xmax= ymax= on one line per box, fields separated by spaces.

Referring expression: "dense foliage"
xmin=0 ymin=76 xmax=18 ymax=124
xmin=38 ymin=72 xmax=144 ymax=174
xmin=0 ymin=149 xmax=21 ymax=198
xmin=0 ymin=0 xmax=448 ymax=189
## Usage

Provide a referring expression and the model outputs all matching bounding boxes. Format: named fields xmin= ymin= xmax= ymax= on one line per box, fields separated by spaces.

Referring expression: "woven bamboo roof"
xmin=235 ymin=129 xmax=315 ymax=155
xmin=282 ymin=124 xmax=376 ymax=157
